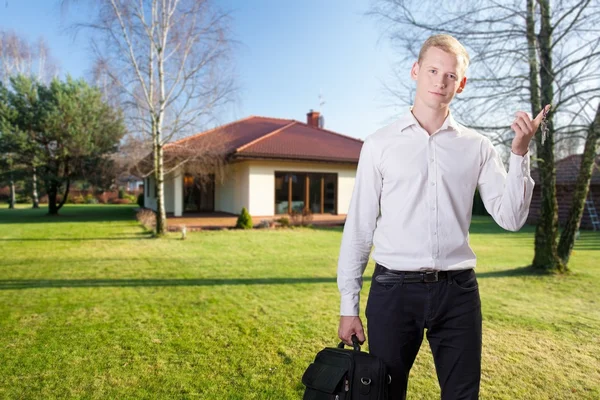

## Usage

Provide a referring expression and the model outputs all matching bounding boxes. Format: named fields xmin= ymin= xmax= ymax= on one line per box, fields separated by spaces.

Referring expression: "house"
xmin=528 ymin=154 xmax=600 ymax=230
xmin=116 ymin=175 xmax=144 ymax=192
xmin=143 ymin=111 xmax=363 ymax=218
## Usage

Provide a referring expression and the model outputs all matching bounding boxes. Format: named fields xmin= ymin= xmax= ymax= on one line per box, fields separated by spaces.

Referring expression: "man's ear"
xmin=456 ymin=76 xmax=467 ymax=94
xmin=410 ymin=62 xmax=420 ymax=81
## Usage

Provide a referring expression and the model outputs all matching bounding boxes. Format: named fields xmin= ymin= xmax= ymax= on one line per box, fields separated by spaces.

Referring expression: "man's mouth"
xmin=429 ymin=91 xmax=445 ymax=96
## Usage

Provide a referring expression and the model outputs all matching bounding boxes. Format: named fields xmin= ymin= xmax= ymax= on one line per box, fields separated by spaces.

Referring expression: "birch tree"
xmin=371 ymin=0 xmax=600 ymax=272
xmin=69 ymin=0 xmax=236 ymax=235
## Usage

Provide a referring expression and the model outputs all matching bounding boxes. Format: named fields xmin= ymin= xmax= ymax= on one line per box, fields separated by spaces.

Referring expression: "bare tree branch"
xmin=68 ymin=0 xmax=237 ymax=234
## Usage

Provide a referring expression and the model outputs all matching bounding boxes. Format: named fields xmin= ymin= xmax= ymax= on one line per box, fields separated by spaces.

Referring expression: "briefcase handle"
xmin=337 ymin=334 xmax=361 ymax=352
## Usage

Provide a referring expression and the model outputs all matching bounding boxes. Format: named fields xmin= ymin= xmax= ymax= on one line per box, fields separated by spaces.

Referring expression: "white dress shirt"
xmin=337 ymin=110 xmax=535 ymax=316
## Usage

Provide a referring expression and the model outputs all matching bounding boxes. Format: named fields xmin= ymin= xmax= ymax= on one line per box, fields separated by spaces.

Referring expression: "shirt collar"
xmin=441 ymin=112 xmax=460 ymax=132
xmin=397 ymin=107 xmax=461 ymax=135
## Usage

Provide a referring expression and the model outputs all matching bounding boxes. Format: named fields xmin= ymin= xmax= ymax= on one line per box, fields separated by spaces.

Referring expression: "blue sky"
xmin=0 ymin=0 xmax=407 ymax=139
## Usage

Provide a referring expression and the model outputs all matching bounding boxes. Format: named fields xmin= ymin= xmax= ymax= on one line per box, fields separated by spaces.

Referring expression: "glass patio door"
xmin=183 ymin=174 xmax=214 ymax=212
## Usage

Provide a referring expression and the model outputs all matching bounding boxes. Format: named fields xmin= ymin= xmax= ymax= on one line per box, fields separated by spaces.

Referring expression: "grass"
xmin=0 ymin=205 xmax=599 ymax=399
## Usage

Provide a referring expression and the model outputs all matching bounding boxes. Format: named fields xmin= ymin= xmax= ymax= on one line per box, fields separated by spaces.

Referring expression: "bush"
xmin=68 ymin=195 xmax=85 ymax=204
xmin=301 ymin=208 xmax=313 ymax=226
xmin=137 ymin=193 xmax=145 ymax=208
xmin=136 ymin=208 xmax=156 ymax=231
xmin=236 ymin=207 xmax=253 ymax=229
xmin=96 ymin=193 xmax=108 ymax=204
xmin=125 ymin=194 xmax=137 ymax=203
xmin=290 ymin=210 xmax=301 ymax=226
xmin=85 ymin=194 xmax=98 ymax=204
xmin=15 ymin=194 xmax=32 ymax=204
xmin=110 ymin=198 xmax=131 ymax=205
xmin=118 ymin=189 xmax=126 ymax=199
xmin=276 ymin=216 xmax=290 ymax=227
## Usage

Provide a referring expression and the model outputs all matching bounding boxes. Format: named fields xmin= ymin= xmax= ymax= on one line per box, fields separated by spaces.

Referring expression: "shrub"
xmin=137 ymin=193 xmax=145 ymax=208
xmin=118 ymin=189 xmax=126 ymax=199
xmin=301 ymin=208 xmax=313 ymax=226
xmin=236 ymin=207 xmax=253 ymax=229
xmin=68 ymin=195 xmax=85 ymax=204
xmin=96 ymin=192 xmax=109 ymax=204
xmin=110 ymin=198 xmax=131 ymax=205
xmin=84 ymin=194 xmax=98 ymax=204
xmin=276 ymin=216 xmax=290 ymax=228
xmin=290 ymin=210 xmax=301 ymax=226
xmin=136 ymin=208 xmax=156 ymax=231
xmin=15 ymin=194 xmax=32 ymax=204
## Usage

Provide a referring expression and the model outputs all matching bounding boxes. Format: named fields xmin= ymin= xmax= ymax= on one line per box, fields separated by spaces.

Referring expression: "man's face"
xmin=411 ymin=47 xmax=467 ymax=110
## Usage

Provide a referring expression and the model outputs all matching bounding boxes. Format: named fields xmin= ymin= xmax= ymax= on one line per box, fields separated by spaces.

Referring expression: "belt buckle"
xmin=423 ymin=271 xmax=438 ymax=283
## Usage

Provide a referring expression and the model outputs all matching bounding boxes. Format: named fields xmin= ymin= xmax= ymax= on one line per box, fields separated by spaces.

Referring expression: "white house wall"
xmin=173 ymin=170 xmax=182 ymax=216
xmin=144 ymin=171 xmax=182 ymax=216
xmin=145 ymin=161 xmax=355 ymax=217
xmin=164 ymin=173 xmax=175 ymax=213
xmin=144 ymin=176 xmax=157 ymax=211
xmin=247 ymin=160 xmax=356 ymax=217
xmin=248 ymin=162 xmax=275 ymax=216
xmin=214 ymin=162 xmax=250 ymax=214
xmin=337 ymin=169 xmax=355 ymax=216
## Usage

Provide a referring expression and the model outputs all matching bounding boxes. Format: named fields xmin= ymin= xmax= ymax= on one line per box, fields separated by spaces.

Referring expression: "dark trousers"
xmin=365 ymin=263 xmax=482 ymax=400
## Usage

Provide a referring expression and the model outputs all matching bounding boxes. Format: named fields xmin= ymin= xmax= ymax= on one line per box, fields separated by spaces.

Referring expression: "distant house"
xmin=117 ymin=175 xmax=144 ymax=192
xmin=143 ymin=111 xmax=363 ymax=217
xmin=528 ymin=154 xmax=600 ymax=230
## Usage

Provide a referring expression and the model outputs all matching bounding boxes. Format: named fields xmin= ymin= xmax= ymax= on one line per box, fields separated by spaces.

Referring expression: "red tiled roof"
xmin=531 ymin=154 xmax=600 ymax=185
xmin=165 ymin=116 xmax=363 ymax=164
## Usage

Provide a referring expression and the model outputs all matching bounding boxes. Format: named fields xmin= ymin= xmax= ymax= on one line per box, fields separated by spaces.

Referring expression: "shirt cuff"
xmin=340 ymin=294 xmax=360 ymax=316
xmin=509 ymin=150 xmax=531 ymax=178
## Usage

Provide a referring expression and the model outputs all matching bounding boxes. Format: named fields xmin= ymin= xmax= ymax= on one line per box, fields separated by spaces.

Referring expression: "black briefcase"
xmin=301 ymin=335 xmax=390 ymax=400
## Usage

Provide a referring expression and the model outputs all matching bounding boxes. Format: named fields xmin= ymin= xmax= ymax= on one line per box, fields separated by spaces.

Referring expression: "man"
xmin=337 ymin=34 xmax=547 ymax=399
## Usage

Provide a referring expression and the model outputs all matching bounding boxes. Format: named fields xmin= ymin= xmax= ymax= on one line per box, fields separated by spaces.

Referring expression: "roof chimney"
xmin=307 ymin=109 xmax=320 ymax=128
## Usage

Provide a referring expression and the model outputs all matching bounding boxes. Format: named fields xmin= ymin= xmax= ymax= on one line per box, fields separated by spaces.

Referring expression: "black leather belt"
xmin=375 ymin=263 xmax=449 ymax=284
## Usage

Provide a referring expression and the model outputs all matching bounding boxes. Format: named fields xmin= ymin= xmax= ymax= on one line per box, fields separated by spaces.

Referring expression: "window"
xmin=274 ymin=171 xmax=337 ymax=214
xmin=183 ymin=174 xmax=215 ymax=212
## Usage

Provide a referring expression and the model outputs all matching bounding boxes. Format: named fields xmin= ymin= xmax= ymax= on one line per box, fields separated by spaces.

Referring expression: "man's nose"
xmin=434 ymin=77 xmax=447 ymax=88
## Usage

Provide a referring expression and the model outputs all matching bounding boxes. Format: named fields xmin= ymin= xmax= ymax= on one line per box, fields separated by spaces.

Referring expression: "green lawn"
xmin=0 ymin=205 xmax=599 ymax=399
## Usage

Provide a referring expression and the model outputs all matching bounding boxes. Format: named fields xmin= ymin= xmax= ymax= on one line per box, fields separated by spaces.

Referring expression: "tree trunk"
xmin=531 ymin=0 xmax=566 ymax=272
xmin=57 ymin=177 xmax=70 ymax=212
xmin=557 ymin=104 xmax=600 ymax=264
xmin=32 ymin=166 xmax=39 ymax=209
xmin=151 ymin=116 xmax=167 ymax=236
xmin=48 ymin=160 xmax=61 ymax=215
xmin=48 ymin=180 xmax=58 ymax=215
xmin=9 ymin=174 xmax=15 ymax=209
xmin=155 ymin=134 xmax=167 ymax=236
xmin=525 ymin=0 xmax=541 ymax=141
xmin=155 ymin=21 xmax=168 ymax=237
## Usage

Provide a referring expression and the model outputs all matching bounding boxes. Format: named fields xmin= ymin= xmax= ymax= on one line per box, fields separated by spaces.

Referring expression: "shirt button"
xmin=430 ymin=181 xmax=436 ymax=186
xmin=433 ymin=232 xmax=437 ymax=236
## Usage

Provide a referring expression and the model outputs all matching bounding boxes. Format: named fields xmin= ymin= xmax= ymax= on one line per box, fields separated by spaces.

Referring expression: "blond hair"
xmin=418 ymin=34 xmax=470 ymax=75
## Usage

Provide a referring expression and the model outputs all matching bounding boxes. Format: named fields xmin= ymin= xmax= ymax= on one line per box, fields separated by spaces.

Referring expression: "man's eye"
xmin=449 ymin=74 xmax=456 ymax=80
xmin=429 ymin=70 xmax=436 ymax=74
